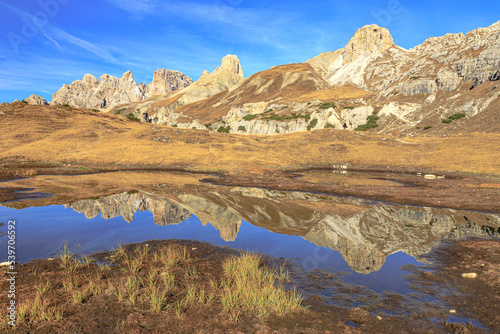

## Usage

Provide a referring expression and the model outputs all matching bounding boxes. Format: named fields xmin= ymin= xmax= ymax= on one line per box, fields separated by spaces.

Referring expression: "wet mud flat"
xmin=2 ymin=238 xmax=498 ymax=333
xmin=1 ymin=163 xmax=499 ymax=212
xmin=404 ymin=238 xmax=500 ymax=333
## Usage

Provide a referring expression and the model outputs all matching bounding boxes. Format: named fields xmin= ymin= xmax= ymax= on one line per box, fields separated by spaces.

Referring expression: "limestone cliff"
xmin=163 ymin=21 xmax=500 ymax=136
xmin=51 ymin=69 xmax=192 ymax=109
xmin=148 ymin=69 xmax=193 ymax=96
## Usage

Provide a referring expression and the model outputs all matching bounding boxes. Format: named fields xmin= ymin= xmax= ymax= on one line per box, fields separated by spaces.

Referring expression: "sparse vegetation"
xmin=424 ymin=126 xmax=432 ymax=130
xmin=6 ymin=241 xmax=303 ymax=332
xmin=325 ymin=123 xmax=335 ymax=129
xmin=319 ymin=102 xmax=337 ymax=109
xmin=217 ymin=126 xmax=231 ymax=133
xmin=204 ymin=123 xmax=212 ymax=128
xmin=447 ymin=113 xmax=466 ymax=120
xmin=343 ymin=106 xmax=355 ymax=110
xmin=91 ymin=109 xmax=99 ymax=112
xmin=125 ymin=113 xmax=140 ymax=122
xmin=442 ymin=113 xmax=466 ymax=124
xmin=269 ymin=115 xmax=286 ymax=121
xmin=307 ymin=119 xmax=318 ymax=131
xmin=220 ymin=252 xmax=303 ymax=320
xmin=21 ymin=99 xmax=28 ymax=103
xmin=355 ymin=112 xmax=379 ymax=131
xmin=243 ymin=114 xmax=257 ymax=121
xmin=410 ymin=76 xmax=420 ymax=80
xmin=238 ymin=126 xmax=246 ymax=132
xmin=115 ymin=108 xmax=126 ymax=114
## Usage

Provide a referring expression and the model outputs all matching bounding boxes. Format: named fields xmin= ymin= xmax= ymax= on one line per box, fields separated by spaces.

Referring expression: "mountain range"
xmin=21 ymin=21 xmax=500 ymax=136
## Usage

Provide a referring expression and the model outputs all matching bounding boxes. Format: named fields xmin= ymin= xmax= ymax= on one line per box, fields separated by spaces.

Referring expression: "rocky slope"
xmin=114 ymin=21 xmax=499 ymax=136
xmin=65 ymin=189 xmax=500 ymax=274
xmin=107 ymin=54 xmax=246 ymax=125
xmin=51 ymin=68 xmax=193 ymax=110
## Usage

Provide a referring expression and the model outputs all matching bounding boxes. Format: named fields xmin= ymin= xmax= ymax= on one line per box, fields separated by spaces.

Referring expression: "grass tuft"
xmin=220 ymin=252 xmax=303 ymax=320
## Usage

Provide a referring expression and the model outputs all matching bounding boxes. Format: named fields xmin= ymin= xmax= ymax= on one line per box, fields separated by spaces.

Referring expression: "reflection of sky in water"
xmin=0 ymin=204 xmax=422 ymax=295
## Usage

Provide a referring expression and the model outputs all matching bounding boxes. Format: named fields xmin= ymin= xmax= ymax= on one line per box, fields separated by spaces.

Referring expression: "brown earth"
xmin=3 ymin=239 xmax=494 ymax=333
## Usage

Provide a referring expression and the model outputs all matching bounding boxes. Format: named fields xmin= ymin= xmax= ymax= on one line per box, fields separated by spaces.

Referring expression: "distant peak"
xmin=342 ymin=24 xmax=394 ymax=64
xmin=83 ymin=73 xmax=99 ymax=86
xmin=220 ymin=54 xmax=244 ymax=78
xmin=121 ymin=71 xmax=134 ymax=81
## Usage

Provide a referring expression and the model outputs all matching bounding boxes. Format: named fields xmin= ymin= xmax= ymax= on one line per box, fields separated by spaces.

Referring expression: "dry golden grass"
xmin=291 ymin=84 xmax=373 ymax=103
xmin=0 ymin=103 xmax=499 ymax=177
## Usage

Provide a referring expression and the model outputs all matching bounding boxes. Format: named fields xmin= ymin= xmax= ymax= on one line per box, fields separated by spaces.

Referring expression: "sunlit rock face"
xmin=52 ymin=69 xmax=192 ymax=109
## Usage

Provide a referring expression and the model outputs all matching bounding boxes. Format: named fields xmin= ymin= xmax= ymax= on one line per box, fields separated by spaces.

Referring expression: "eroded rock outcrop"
xmin=52 ymin=68 xmax=192 ymax=109
xmin=25 ymin=94 xmax=48 ymax=105
xmin=148 ymin=69 xmax=193 ymax=96
xmin=342 ymin=24 xmax=394 ymax=64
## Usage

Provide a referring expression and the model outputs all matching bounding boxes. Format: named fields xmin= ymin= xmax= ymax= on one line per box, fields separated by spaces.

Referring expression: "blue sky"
xmin=0 ymin=0 xmax=498 ymax=103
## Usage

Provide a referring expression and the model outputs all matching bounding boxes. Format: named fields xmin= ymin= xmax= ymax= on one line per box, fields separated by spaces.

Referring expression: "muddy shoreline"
xmin=1 ymin=164 xmax=499 ymax=213
xmin=2 ymin=238 xmax=498 ymax=333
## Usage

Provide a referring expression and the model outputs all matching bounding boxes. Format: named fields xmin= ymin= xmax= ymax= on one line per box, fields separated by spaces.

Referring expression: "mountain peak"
xmin=220 ymin=54 xmax=244 ymax=78
xmin=342 ymin=24 xmax=394 ymax=64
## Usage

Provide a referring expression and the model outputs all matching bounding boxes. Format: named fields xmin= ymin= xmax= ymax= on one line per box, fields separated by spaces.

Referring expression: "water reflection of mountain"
xmin=65 ymin=189 xmax=500 ymax=274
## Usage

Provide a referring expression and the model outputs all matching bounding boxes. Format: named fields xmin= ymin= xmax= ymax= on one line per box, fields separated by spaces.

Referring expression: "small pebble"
xmin=461 ymin=273 xmax=477 ymax=278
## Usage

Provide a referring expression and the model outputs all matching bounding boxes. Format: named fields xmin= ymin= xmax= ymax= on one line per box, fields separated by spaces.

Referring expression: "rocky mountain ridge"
xmin=23 ymin=21 xmax=500 ymax=136
xmin=109 ymin=21 xmax=499 ymax=136
xmin=49 ymin=68 xmax=193 ymax=110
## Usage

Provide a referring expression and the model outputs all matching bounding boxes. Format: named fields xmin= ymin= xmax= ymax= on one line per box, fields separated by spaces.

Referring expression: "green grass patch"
xmin=343 ymin=106 xmax=355 ymax=110
xmin=269 ymin=115 xmax=286 ymax=121
xmin=125 ymin=113 xmax=140 ymax=122
xmin=319 ymin=102 xmax=337 ymax=109
xmin=217 ymin=126 xmax=231 ymax=133
xmin=243 ymin=114 xmax=257 ymax=121
xmin=325 ymin=123 xmax=335 ymax=129
xmin=238 ymin=126 xmax=246 ymax=132
xmin=447 ymin=113 xmax=466 ymax=120
xmin=307 ymin=119 xmax=318 ymax=131
xmin=410 ymin=76 xmax=420 ymax=80
xmin=424 ymin=126 xmax=432 ymax=130
xmin=355 ymin=113 xmax=379 ymax=131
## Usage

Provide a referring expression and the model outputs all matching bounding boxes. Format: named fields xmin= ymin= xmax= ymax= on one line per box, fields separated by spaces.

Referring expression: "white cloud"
xmin=104 ymin=0 xmax=157 ymax=15
xmin=0 ymin=1 xmax=117 ymax=63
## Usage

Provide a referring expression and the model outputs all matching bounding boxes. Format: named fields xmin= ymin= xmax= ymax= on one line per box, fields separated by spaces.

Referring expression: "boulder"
xmin=436 ymin=67 xmax=461 ymax=91
xmin=25 ymin=94 xmax=48 ymax=105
